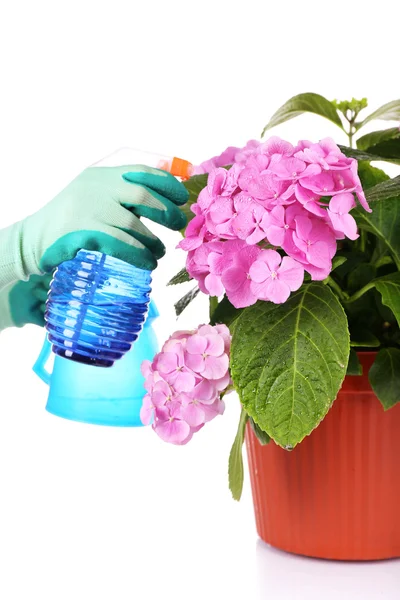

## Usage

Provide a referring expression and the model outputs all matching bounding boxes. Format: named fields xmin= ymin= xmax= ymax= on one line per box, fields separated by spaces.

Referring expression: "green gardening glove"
xmin=0 ymin=274 xmax=52 ymax=331
xmin=0 ymin=165 xmax=188 ymax=290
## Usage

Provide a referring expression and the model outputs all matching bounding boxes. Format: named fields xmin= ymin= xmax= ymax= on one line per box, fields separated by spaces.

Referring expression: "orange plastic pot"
xmin=245 ymin=352 xmax=400 ymax=560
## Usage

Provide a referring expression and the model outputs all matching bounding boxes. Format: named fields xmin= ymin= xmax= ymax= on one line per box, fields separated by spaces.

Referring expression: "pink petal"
xmin=154 ymin=418 xmax=191 ymax=444
xmin=186 ymin=335 xmax=208 ymax=355
xmin=307 ymin=240 xmax=331 ymax=268
xmin=181 ymin=402 xmax=206 ymax=427
xmin=140 ymin=360 xmax=152 ymax=378
xmin=249 ymin=259 xmax=271 ymax=284
xmin=278 ymin=257 xmax=305 ymax=291
xmin=213 ymin=371 xmax=231 ymax=392
xmin=264 ymin=278 xmax=291 ymax=304
xmin=356 ymin=186 xmax=372 ymax=213
xmin=246 ymin=226 xmax=268 ymax=245
xmin=205 ymin=334 xmax=225 ymax=357
xmin=221 ymin=266 xmax=246 ymax=292
xmin=328 ymin=211 xmax=359 ymax=241
xmin=190 ymin=379 xmax=218 ymax=403
xmin=295 ymin=215 xmax=313 ymax=241
xmin=140 ymin=395 xmax=154 ymax=426
xmin=185 ymin=352 xmax=205 ymax=374
xmin=329 ymin=192 xmax=355 ymax=214
xmin=266 ymin=225 xmax=285 ymax=247
xmin=203 ymin=354 xmax=229 ymax=380
xmin=157 ymin=352 xmax=178 ymax=374
xmin=225 ymin=280 xmax=258 ymax=309
xmin=173 ymin=371 xmax=196 ymax=393
xmin=203 ymin=399 xmax=225 ymax=422
xmin=261 ymin=249 xmax=282 ymax=272
xmin=205 ymin=273 xmax=224 ymax=296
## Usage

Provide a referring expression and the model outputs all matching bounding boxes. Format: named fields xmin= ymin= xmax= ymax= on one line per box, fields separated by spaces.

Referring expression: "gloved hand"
xmin=0 ymin=273 xmax=52 ymax=331
xmin=0 ymin=165 xmax=188 ymax=290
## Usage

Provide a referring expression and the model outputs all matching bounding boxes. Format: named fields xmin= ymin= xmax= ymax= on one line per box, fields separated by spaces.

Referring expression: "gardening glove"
xmin=0 ymin=273 xmax=52 ymax=331
xmin=0 ymin=165 xmax=188 ymax=290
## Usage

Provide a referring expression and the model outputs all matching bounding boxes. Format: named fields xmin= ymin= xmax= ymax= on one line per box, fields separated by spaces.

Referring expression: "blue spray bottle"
xmin=33 ymin=148 xmax=193 ymax=425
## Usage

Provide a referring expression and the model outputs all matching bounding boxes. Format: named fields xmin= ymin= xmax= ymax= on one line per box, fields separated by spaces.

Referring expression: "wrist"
xmin=0 ymin=282 xmax=15 ymax=331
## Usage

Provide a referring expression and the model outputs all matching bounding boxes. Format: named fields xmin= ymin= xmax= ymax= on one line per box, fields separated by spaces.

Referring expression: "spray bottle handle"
xmin=32 ymin=335 xmax=53 ymax=385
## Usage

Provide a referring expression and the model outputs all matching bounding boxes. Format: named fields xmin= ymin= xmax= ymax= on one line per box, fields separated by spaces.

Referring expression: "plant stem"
xmin=209 ymin=296 xmax=219 ymax=321
xmin=324 ymin=276 xmax=348 ymax=301
xmin=345 ymin=281 xmax=376 ymax=304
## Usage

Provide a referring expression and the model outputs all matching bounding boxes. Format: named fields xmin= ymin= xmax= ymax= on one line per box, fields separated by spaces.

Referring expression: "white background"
xmin=0 ymin=1 xmax=399 ymax=598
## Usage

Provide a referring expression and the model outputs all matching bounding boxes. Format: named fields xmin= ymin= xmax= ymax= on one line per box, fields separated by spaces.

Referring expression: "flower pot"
xmin=245 ymin=351 xmax=400 ymax=560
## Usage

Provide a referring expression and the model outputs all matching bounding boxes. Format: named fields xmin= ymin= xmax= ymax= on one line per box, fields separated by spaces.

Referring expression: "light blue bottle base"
xmin=45 ymin=395 xmax=145 ymax=427
xmin=34 ymin=302 xmax=159 ymax=427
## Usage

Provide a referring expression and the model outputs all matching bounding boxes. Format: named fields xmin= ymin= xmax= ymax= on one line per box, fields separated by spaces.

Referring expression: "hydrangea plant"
xmin=143 ymin=93 xmax=400 ymax=500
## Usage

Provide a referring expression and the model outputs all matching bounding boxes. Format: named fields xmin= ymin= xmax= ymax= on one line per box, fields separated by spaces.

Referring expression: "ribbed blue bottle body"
xmin=45 ymin=250 xmax=152 ymax=367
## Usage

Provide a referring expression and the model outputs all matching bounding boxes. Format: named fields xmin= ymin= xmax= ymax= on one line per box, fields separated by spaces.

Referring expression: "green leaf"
xmin=364 ymin=175 xmax=400 ymax=204
xmin=261 ymin=93 xmax=343 ymax=137
xmin=347 ymin=349 xmax=363 ymax=375
xmin=249 ymin=418 xmax=271 ymax=445
xmin=350 ymin=327 xmax=380 ymax=347
xmin=174 ymin=286 xmax=200 ymax=317
xmin=369 ymin=348 xmax=400 ymax=409
xmin=210 ymin=295 xmax=242 ymax=327
xmin=331 ymin=256 xmax=347 ymax=271
xmin=230 ymin=283 xmax=350 ymax=448
xmin=356 ymin=161 xmax=390 ymax=190
xmin=228 ymin=408 xmax=248 ymax=501
xmin=167 ymin=268 xmax=192 ymax=286
xmin=357 ymin=127 xmax=400 ymax=156
xmin=359 ymin=100 xmax=400 ymax=128
xmin=181 ymin=174 xmax=208 ymax=230
xmin=353 ymin=164 xmax=400 ymax=269
xmin=339 ymin=145 xmax=400 ymax=166
xmin=375 ymin=272 xmax=400 ymax=328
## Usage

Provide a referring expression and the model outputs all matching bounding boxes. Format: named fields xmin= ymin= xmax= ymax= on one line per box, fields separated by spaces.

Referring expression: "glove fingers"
xmin=32 ymin=287 xmax=49 ymax=303
xmin=112 ymin=207 xmax=165 ymax=259
xmin=83 ymin=227 xmax=158 ymax=271
xmin=118 ymin=182 xmax=187 ymax=231
xmin=115 ymin=165 xmax=189 ymax=206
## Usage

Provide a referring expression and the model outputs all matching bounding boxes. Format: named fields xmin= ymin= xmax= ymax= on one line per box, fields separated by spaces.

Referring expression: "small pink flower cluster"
xmin=140 ymin=324 xmax=231 ymax=445
xmin=179 ymin=137 xmax=371 ymax=308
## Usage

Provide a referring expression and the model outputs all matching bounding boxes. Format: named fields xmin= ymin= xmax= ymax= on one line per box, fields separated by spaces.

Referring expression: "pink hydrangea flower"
xmin=249 ymin=250 xmax=304 ymax=303
xmin=155 ymin=343 xmax=196 ymax=393
xmin=327 ymin=192 xmax=359 ymax=240
xmin=292 ymin=216 xmax=336 ymax=271
xmin=221 ymin=244 xmax=262 ymax=308
xmin=141 ymin=324 xmax=232 ymax=445
xmin=185 ymin=333 xmax=229 ymax=379
xmin=181 ymin=135 xmax=369 ymax=307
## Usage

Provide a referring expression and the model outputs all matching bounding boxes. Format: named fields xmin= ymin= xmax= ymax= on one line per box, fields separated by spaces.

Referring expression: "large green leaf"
xmin=261 ymin=93 xmax=343 ymax=137
xmin=228 ymin=408 xmax=248 ymax=501
xmin=181 ymin=174 xmax=208 ymax=230
xmin=364 ymin=176 xmax=400 ymax=204
xmin=359 ymin=100 xmax=400 ymax=128
xmin=357 ymin=127 xmax=400 ymax=155
xmin=339 ymin=145 xmax=400 ymax=166
xmin=369 ymin=348 xmax=400 ymax=409
xmin=353 ymin=165 xmax=400 ymax=269
xmin=355 ymin=195 xmax=400 ymax=269
xmin=375 ymin=272 xmax=400 ymax=328
xmin=230 ymin=284 xmax=350 ymax=448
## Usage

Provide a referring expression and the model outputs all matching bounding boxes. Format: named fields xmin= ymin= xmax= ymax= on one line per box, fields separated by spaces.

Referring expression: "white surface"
xmin=0 ymin=0 xmax=400 ymax=598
